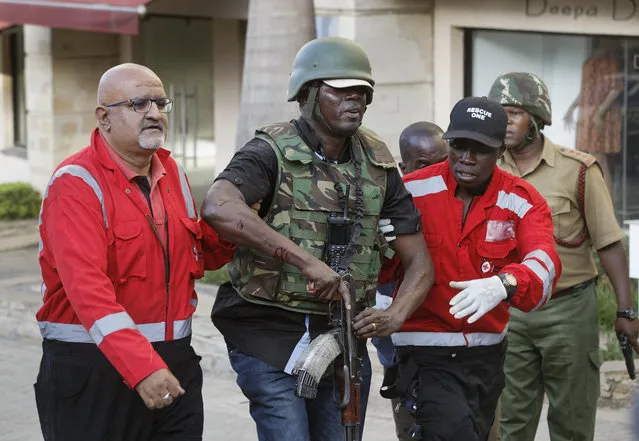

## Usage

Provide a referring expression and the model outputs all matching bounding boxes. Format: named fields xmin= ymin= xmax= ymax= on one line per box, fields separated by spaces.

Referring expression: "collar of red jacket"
xmin=91 ymin=127 xmax=172 ymax=172
xmin=442 ymin=160 xmax=504 ymax=208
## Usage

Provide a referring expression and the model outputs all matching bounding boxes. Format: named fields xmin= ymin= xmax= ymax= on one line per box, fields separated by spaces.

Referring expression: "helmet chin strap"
xmin=301 ymin=84 xmax=337 ymax=137
xmin=514 ymin=117 xmax=541 ymax=149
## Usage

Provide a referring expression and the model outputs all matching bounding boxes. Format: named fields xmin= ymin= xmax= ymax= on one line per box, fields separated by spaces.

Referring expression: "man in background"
xmin=490 ymin=71 xmax=639 ymax=441
xmin=374 ymin=121 xmax=448 ymax=441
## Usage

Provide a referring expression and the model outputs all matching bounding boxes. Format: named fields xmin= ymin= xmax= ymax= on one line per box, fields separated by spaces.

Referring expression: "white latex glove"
xmin=378 ymin=218 xmax=396 ymax=242
xmin=449 ymin=276 xmax=507 ymax=324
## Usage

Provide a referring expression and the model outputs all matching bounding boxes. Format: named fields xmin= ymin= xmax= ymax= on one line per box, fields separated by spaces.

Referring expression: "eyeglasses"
xmin=104 ymin=97 xmax=174 ymax=114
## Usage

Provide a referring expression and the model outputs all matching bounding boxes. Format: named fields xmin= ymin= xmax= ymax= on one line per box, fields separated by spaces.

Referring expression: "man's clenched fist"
xmin=135 ymin=368 xmax=185 ymax=409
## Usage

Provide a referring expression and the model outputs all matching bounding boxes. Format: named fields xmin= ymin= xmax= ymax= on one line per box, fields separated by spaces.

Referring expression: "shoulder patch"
xmin=357 ymin=126 xmax=396 ymax=169
xmin=557 ymin=147 xmax=597 ymax=167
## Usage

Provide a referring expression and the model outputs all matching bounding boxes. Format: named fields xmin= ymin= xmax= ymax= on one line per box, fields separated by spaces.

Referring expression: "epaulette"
xmin=557 ymin=147 xmax=598 ymax=167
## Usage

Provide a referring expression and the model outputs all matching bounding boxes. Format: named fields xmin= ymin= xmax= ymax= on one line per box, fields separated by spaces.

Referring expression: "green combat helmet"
xmin=487 ymin=72 xmax=552 ymax=126
xmin=287 ymin=36 xmax=375 ymax=105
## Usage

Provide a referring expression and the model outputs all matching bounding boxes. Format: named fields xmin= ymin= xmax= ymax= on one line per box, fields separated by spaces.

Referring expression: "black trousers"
xmin=34 ymin=336 xmax=203 ymax=441
xmin=398 ymin=340 xmax=507 ymax=441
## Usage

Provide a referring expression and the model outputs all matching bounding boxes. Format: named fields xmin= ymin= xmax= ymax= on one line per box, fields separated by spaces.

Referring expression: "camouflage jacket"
xmin=227 ymin=122 xmax=396 ymax=315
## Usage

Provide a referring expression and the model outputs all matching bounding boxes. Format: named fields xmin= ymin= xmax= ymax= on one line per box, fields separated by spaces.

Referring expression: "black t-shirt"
xmin=211 ymin=119 xmax=421 ymax=372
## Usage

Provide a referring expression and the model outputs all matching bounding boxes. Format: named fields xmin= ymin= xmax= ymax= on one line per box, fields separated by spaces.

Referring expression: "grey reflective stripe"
xmin=284 ymin=315 xmax=311 ymax=374
xmin=40 ymin=164 xmax=108 ymax=227
xmin=392 ymin=328 xmax=507 ymax=347
xmin=38 ymin=165 xmax=108 ymax=256
xmin=523 ymin=259 xmax=552 ymax=310
xmin=405 ymin=176 xmax=447 ymax=197
xmin=523 ymin=249 xmax=556 ymax=308
xmin=38 ymin=317 xmax=193 ymax=343
xmin=41 ymin=282 xmax=46 ymax=298
xmin=38 ymin=322 xmax=94 ymax=343
xmin=524 ymin=250 xmax=556 ymax=283
xmin=173 ymin=317 xmax=193 ymax=339
xmin=89 ymin=311 xmax=136 ymax=346
xmin=496 ymin=190 xmax=532 ymax=219
xmin=137 ymin=322 xmax=166 ymax=342
xmin=190 ymin=298 xmax=198 ymax=308
xmin=177 ymin=164 xmax=196 ymax=218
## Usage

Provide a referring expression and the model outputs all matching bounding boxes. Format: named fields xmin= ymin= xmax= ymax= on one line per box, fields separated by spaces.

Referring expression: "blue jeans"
xmin=228 ymin=347 xmax=372 ymax=441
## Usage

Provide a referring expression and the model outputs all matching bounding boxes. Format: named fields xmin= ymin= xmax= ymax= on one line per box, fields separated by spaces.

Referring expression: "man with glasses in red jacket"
xmin=34 ymin=63 xmax=235 ymax=441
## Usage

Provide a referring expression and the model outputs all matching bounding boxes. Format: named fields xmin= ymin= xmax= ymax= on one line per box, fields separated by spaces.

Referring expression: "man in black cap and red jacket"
xmin=382 ymin=96 xmax=561 ymax=441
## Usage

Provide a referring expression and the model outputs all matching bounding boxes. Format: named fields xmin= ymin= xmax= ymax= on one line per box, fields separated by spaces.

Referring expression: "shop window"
xmin=469 ymin=30 xmax=639 ymax=224
xmin=139 ymin=16 xmax=213 ymax=168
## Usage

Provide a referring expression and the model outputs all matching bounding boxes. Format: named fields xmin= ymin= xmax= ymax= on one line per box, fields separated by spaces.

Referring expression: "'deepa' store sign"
xmin=525 ymin=0 xmax=638 ymax=21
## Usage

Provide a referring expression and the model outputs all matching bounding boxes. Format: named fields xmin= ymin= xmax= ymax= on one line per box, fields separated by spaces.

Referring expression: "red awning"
xmin=0 ymin=0 xmax=151 ymax=35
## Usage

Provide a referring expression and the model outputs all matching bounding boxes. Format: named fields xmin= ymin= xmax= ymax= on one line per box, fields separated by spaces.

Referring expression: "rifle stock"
xmin=331 ymin=272 xmax=361 ymax=441
xmin=342 ymin=380 xmax=361 ymax=441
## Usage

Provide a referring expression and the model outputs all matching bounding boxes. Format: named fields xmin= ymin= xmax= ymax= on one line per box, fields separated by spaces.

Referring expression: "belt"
xmin=551 ymin=278 xmax=595 ymax=301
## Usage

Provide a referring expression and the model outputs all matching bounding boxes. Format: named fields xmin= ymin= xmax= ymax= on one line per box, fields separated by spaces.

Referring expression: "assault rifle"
xmin=293 ymin=184 xmax=362 ymax=440
xmin=292 ymin=272 xmax=362 ymax=441
xmin=331 ymin=272 xmax=361 ymax=441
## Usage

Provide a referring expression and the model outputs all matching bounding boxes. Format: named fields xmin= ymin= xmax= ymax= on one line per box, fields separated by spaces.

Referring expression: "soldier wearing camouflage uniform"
xmin=489 ymin=72 xmax=639 ymax=441
xmin=201 ymin=36 xmax=433 ymax=441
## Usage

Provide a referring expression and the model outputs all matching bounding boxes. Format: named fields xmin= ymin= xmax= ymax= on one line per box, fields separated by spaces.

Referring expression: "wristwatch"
xmin=497 ymin=273 xmax=518 ymax=301
xmin=617 ymin=308 xmax=638 ymax=320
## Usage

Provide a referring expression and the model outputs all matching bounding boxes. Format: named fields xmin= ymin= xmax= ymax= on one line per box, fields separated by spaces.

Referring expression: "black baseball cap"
xmin=442 ymin=96 xmax=508 ymax=148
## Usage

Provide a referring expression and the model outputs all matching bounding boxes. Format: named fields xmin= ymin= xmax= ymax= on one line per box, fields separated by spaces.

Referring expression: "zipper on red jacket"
xmin=146 ymin=214 xmax=170 ymax=337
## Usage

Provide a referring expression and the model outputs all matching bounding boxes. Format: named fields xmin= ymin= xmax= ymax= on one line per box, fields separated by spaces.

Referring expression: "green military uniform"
xmin=209 ymin=36 xmax=422 ymax=441
xmin=498 ymin=138 xmax=623 ymax=441
xmin=228 ymin=122 xmax=395 ymax=314
xmin=491 ymin=72 xmax=624 ymax=441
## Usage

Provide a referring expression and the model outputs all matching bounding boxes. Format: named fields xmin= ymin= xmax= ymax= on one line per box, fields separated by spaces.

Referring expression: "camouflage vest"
xmin=227 ymin=122 xmax=396 ymax=315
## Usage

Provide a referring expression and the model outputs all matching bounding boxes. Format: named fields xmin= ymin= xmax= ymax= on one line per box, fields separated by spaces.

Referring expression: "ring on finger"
xmin=371 ymin=323 xmax=377 ymax=331
xmin=162 ymin=392 xmax=171 ymax=401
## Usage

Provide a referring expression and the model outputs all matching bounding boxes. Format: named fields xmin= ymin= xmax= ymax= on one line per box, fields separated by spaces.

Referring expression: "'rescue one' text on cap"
xmin=466 ymin=107 xmax=492 ymax=120
xmin=443 ymin=96 xmax=508 ymax=148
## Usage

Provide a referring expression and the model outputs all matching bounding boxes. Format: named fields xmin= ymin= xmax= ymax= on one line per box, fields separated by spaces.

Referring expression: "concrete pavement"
xmin=0 ymin=220 xmax=39 ymax=253
xmin=0 ymin=246 xmax=636 ymax=441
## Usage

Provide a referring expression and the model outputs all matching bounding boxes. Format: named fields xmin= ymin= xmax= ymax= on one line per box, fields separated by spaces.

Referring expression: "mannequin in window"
xmin=564 ymin=38 xmax=623 ymax=194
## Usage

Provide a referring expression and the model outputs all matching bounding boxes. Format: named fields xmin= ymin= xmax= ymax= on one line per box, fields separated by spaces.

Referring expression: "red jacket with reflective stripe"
xmin=36 ymin=129 xmax=235 ymax=387
xmin=389 ymin=161 xmax=561 ymax=343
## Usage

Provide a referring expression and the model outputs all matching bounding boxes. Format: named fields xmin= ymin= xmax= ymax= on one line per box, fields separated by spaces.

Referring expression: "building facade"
xmin=1 ymin=0 xmax=637 ymax=222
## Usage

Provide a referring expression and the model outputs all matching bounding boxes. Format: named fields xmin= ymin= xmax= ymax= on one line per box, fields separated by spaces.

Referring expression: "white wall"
xmin=313 ymin=1 xmax=435 ymax=159
xmin=472 ymin=30 xmax=589 ymax=148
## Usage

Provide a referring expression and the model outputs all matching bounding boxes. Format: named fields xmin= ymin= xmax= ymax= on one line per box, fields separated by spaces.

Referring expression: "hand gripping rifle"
xmin=292 ymin=273 xmax=361 ymax=441
xmin=292 ymin=184 xmax=362 ymax=441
